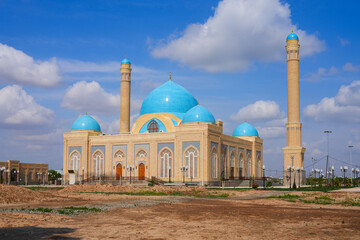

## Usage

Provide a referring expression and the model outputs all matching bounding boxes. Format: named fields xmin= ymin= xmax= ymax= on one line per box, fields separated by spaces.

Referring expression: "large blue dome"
xmin=286 ymin=32 xmax=299 ymax=41
xmin=233 ymin=122 xmax=259 ymax=137
xmin=71 ymin=115 xmax=101 ymax=132
xmin=140 ymin=81 xmax=198 ymax=116
xmin=182 ymin=105 xmax=215 ymax=124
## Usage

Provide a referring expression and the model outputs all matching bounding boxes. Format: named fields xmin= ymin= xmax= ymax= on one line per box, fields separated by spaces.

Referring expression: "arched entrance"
xmin=10 ymin=169 xmax=17 ymax=182
xmin=138 ymin=163 xmax=145 ymax=180
xmin=116 ymin=163 xmax=122 ymax=180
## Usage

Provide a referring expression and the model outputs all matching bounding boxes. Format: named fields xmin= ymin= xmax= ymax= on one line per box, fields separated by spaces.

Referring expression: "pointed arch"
xmin=239 ymin=153 xmax=244 ymax=177
xmin=247 ymin=154 xmax=252 ymax=177
xmin=92 ymin=150 xmax=104 ymax=178
xmin=69 ymin=150 xmax=80 ymax=172
xmin=184 ymin=146 xmax=199 ymax=178
xmin=211 ymin=147 xmax=217 ymax=179
xmin=148 ymin=120 xmax=159 ymax=133
xmin=256 ymin=154 xmax=261 ymax=177
xmin=230 ymin=151 xmax=235 ymax=178
xmin=159 ymin=147 xmax=172 ymax=178
xmin=114 ymin=149 xmax=125 ymax=159
xmin=136 ymin=149 xmax=148 ymax=158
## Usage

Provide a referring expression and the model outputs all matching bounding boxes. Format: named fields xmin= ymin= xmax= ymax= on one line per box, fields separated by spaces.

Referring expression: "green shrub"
xmin=266 ymin=181 xmax=273 ymax=187
xmin=252 ymin=183 xmax=259 ymax=189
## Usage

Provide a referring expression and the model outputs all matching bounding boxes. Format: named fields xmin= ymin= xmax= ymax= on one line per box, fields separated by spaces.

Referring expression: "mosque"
xmin=63 ymin=31 xmax=305 ymax=186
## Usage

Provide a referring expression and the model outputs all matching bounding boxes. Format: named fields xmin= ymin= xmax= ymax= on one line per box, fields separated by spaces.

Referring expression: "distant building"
xmin=0 ymin=160 xmax=48 ymax=184
xmin=63 ymin=57 xmax=264 ymax=186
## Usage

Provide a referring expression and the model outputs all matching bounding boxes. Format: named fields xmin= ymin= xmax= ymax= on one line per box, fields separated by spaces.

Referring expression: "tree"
xmin=48 ymin=170 xmax=62 ymax=181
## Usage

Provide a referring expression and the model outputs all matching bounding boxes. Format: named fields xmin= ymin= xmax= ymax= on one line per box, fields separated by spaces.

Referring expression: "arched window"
xmin=239 ymin=154 xmax=243 ymax=177
xmin=230 ymin=152 xmax=235 ymax=178
xmin=69 ymin=151 xmax=80 ymax=171
xmin=257 ymin=156 xmax=261 ymax=177
xmin=93 ymin=151 xmax=104 ymax=178
xmin=185 ymin=147 xmax=198 ymax=178
xmin=211 ymin=148 xmax=217 ymax=178
xmin=147 ymin=120 xmax=159 ymax=133
xmin=136 ymin=150 xmax=147 ymax=158
xmin=247 ymin=155 xmax=251 ymax=177
xmin=160 ymin=149 xmax=172 ymax=178
xmin=114 ymin=150 xmax=125 ymax=159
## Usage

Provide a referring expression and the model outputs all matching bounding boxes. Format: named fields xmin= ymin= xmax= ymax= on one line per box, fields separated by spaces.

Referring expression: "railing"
xmin=81 ymin=176 xmax=166 ymax=185
xmin=226 ymin=176 xmax=268 ymax=181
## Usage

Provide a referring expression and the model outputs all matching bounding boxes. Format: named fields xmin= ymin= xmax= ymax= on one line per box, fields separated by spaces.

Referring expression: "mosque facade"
xmin=63 ymin=60 xmax=264 ymax=186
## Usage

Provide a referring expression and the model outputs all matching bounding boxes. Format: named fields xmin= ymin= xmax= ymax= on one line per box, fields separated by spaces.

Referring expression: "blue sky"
xmin=0 ymin=0 xmax=359 ymax=177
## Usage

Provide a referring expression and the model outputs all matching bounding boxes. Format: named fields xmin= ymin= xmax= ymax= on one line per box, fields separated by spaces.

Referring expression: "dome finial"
xmin=291 ymin=25 xmax=294 ymax=33
xmin=169 ymin=72 xmax=172 ymax=81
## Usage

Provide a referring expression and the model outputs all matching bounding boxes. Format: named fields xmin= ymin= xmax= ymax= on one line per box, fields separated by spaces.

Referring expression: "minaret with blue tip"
xmin=283 ymin=31 xmax=306 ymax=187
xmin=120 ymin=57 xmax=132 ymax=133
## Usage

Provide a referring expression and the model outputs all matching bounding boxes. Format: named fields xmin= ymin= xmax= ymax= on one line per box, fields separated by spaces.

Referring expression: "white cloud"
xmin=58 ymin=60 xmax=120 ymax=73
xmin=151 ymin=0 xmax=325 ymax=73
xmin=61 ymin=81 xmax=120 ymax=114
xmin=62 ymin=81 xmax=142 ymax=115
xmin=335 ymin=81 xmax=360 ymax=106
xmin=343 ymin=62 xmax=360 ymax=72
xmin=258 ymin=126 xmax=286 ymax=139
xmin=0 ymin=85 xmax=54 ymax=128
xmin=338 ymin=37 xmax=350 ymax=46
xmin=304 ymin=81 xmax=360 ymax=122
xmin=306 ymin=66 xmax=339 ymax=82
xmin=0 ymin=43 xmax=62 ymax=87
xmin=230 ymin=100 xmax=281 ymax=122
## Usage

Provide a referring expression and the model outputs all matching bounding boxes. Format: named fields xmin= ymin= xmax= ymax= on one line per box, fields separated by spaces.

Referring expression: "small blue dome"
xmin=233 ymin=122 xmax=259 ymax=137
xmin=71 ymin=115 xmax=101 ymax=132
xmin=182 ymin=105 xmax=215 ymax=124
xmin=286 ymin=32 xmax=299 ymax=41
xmin=140 ymin=81 xmax=198 ymax=116
xmin=121 ymin=58 xmax=131 ymax=65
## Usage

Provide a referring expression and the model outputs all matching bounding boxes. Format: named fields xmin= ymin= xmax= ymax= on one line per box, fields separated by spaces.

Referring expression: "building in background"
xmin=0 ymin=160 xmax=48 ymax=185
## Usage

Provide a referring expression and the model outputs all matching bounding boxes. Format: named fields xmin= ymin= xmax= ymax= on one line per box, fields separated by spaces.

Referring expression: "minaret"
xmin=120 ymin=58 xmax=132 ymax=133
xmin=283 ymin=32 xmax=306 ymax=187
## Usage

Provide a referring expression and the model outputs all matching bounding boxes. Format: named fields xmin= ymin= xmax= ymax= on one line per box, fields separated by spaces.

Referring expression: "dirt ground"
xmin=1 ymin=185 xmax=360 ymax=239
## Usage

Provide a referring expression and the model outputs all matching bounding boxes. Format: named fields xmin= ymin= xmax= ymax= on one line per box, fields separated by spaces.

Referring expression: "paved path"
xmin=333 ymin=187 xmax=360 ymax=193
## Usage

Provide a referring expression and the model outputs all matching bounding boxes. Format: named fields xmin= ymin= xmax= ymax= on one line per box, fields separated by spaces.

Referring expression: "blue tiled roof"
xmin=182 ymin=105 xmax=215 ymax=124
xmin=233 ymin=122 xmax=259 ymax=137
xmin=287 ymin=32 xmax=299 ymax=41
xmin=140 ymin=81 xmax=198 ymax=116
xmin=71 ymin=115 xmax=101 ymax=132
xmin=121 ymin=58 xmax=131 ymax=64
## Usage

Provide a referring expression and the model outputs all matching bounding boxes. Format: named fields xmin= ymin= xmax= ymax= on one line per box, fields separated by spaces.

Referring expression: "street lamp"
xmin=356 ymin=168 xmax=359 ymax=187
xmin=180 ymin=165 xmax=188 ymax=183
xmin=348 ymin=145 xmax=354 ymax=180
xmin=82 ymin=167 xmax=85 ymax=184
xmin=297 ymin=167 xmax=300 ymax=188
xmin=287 ymin=166 xmax=292 ymax=188
xmin=168 ymin=166 xmax=172 ymax=183
xmin=127 ymin=165 xmax=134 ymax=184
xmin=6 ymin=169 xmax=10 ymax=184
xmin=331 ymin=166 xmax=335 ymax=189
xmin=263 ymin=165 xmax=266 ymax=189
xmin=343 ymin=166 xmax=348 ymax=186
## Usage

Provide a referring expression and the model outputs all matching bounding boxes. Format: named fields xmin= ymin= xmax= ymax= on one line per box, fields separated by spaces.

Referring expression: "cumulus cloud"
xmin=257 ymin=126 xmax=286 ymax=139
xmin=0 ymin=85 xmax=54 ymax=128
xmin=151 ymin=0 xmax=325 ymax=73
xmin=62 ymin=81 xmax=142 ymax=115
xmin=230 ymin=100 xmax=281 ymax=122
xmin=304 ymin=81 xmax=360 ymax=122
xmin=343 ymin=62 xmax=360 ymax=72
xmin=62 ymin=81 xmax=120 ymax=114
xmin=306 ymin=66 xmax=339 ymax=82
xmin=0 ymin=43 xmax=62 ymax=87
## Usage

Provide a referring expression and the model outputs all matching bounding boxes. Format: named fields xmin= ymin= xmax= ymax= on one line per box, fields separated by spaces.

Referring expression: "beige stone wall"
xmin=63 ymin=120 xmax=263 ymax=185
xmin=0 ymin=160 xmax=48 ymax=184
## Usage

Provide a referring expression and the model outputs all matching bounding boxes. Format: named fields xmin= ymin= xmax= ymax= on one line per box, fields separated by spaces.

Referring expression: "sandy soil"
xmin=0 ymin=185 xmax=360 ymax=239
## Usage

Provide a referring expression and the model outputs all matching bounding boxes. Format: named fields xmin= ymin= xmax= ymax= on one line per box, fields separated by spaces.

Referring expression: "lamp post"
xmin=324 ymin=131 xmax=332 ymax=192
xmin=331 ymin=166 xmax=335 ymax=189
xmin=180 ymin=166 xmax=188 ymax=183
xmin=352 ymin=168 xmax=355 ymax=185
xmin=168 ymin=166 xmax=172 ymax=183
xmin=262 ymin=165 xmax=266 ymax=189
xmin=0 ymin=167 xmax=5 ymax=184
xmin=82 ymin=167 xmax=85 ymax=184
xmin=348 ymin=145 xmax=353 ymax=180
xmin=287 ymin=166 xmax=292 ymax=188
xmin=6 ymin=170 xmax=10 ymax=185
xmin=343 ymin=166 xmax=348 ymax=186
xmin=127 ymin=166 xmax=134 ymax=184
xmin=297 ymin=167 xmax=300 ymax=188
xmin=356 ymin=168 xmax=359 ymax=187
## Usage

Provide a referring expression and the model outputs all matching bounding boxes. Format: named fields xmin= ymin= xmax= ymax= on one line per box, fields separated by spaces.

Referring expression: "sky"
xmin=0 ymin=0 xmax=359 ymax=177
